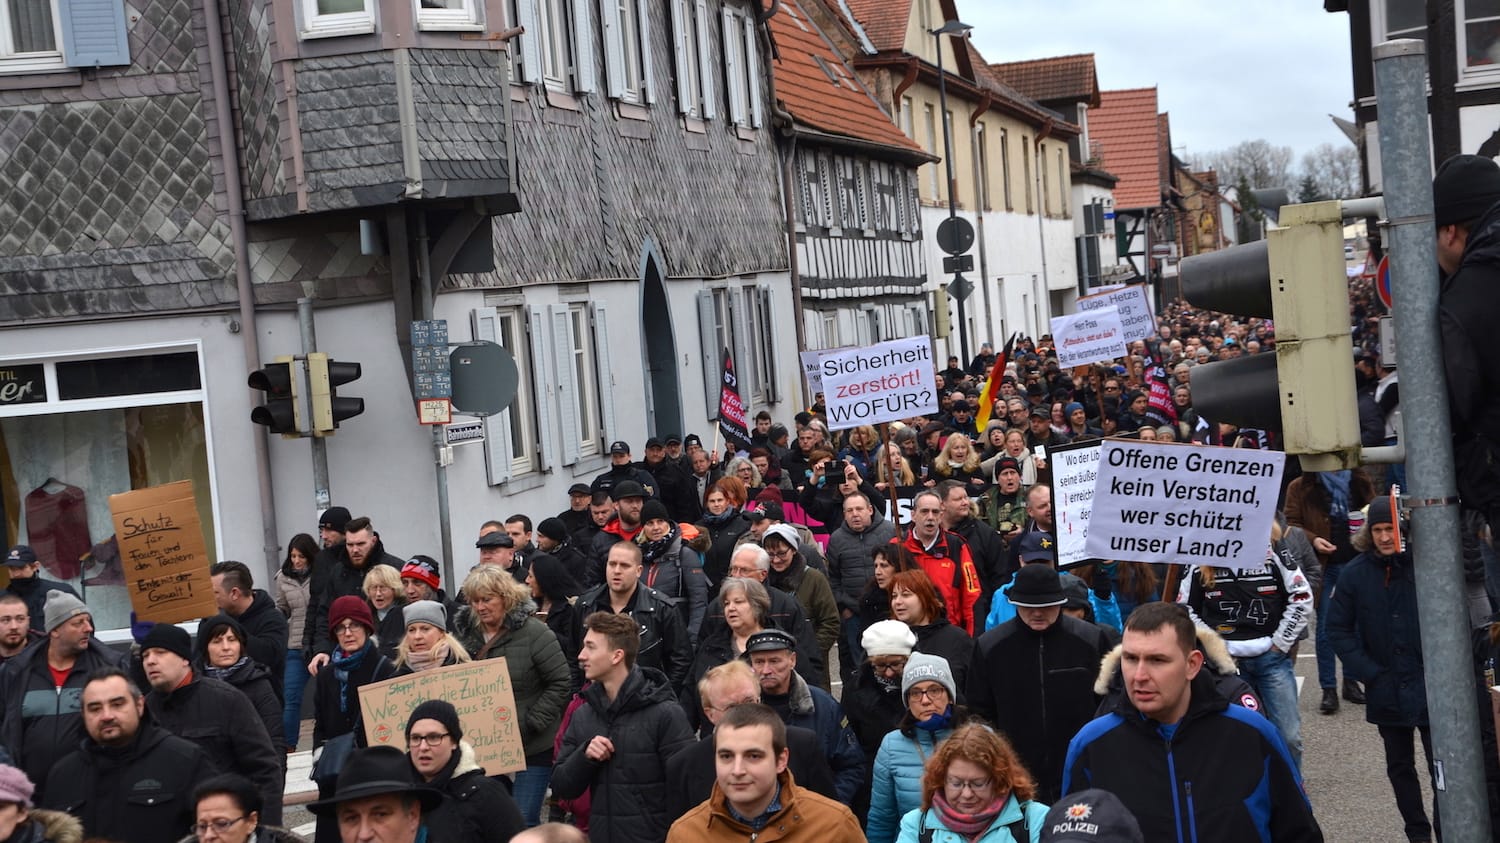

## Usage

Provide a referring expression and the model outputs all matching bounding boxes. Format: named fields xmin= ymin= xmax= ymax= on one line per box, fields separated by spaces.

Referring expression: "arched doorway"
xmin=640 ymin=243 xmax=683 ymax=437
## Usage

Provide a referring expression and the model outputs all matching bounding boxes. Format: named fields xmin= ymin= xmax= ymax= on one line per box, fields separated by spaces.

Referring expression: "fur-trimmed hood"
xmin=453 ymin=739 xmax=482 ymax=777
xmin=26 ymin=810 xmax=82 ymax=843
xmin=1093 ymin=625 xmax=1237 ymax=695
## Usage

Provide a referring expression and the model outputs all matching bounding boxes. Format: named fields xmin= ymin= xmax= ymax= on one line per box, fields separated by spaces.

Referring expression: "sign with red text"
xmin=1077 ymin=283 xmax=1155 ymax=344
xmin=1085 ymin=441 xmax=1284 ymax=572
xmin=821 ymin=337 xmax=937 ymax=428
xmin=109 ymin=481 xmax=216 ymax=623
xmin=359 ymin=658 xmax=526 ymax=775
xmin=1051 ymin=306 xmax=1127 ymax=368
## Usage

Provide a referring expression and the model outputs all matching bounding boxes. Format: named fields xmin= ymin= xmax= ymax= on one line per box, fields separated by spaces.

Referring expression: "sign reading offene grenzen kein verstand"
xmin=821 ymin=337 xmax=937 ymax=429
xmin=108 ymin=480 xmax=217 ymax=624
xmin=1085 ymin=441 xmax=1284 ymax=572
xmin=359 ymin=658 xmax=527 ymax=775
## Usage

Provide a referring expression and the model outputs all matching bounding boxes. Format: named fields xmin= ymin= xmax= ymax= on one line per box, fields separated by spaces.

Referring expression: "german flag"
xmin=974 ymin=333 xmax=1017 ymax=429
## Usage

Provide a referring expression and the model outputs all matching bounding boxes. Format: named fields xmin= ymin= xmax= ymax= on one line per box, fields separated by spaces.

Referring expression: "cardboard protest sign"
xmin=821 ymin=337 xmax=936 ymax=428
xmin=1051 ymin=307 xmax=1127 ymax=368
xmin=108 ymin=480 xmax=216 ymax=623
xmin=1077 ymin=284 xmax=1156 ymax=344
xmin=1051 ymin=440 xmax=1103 ymax=568
xmin=359 ymin=658 xmax=526 ymax=775
xmin=1084 ymin=441 xmax=1284 ymax=572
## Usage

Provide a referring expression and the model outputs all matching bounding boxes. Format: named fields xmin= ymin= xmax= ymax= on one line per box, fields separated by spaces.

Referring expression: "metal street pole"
xmin=933 ymin=23 xmax=969 ymax=364
xmin=1373 ymin=38 xmax=1492 ymax=842
xmin=414 ymin=211 xmax=457 ymax=583
xmin=297 ymin=297 xmax=332 ymax=512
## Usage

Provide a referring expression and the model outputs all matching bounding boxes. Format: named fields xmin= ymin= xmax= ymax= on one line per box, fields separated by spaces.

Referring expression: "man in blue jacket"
xmin=1062 ymin=602 xmax=1321 ymax=842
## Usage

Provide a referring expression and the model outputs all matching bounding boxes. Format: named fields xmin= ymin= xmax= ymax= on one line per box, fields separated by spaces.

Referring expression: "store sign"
xmin=0 ymin=364 xmax=45 ymax=405
xmin=108 ymin=480 xmax=217 ymax=623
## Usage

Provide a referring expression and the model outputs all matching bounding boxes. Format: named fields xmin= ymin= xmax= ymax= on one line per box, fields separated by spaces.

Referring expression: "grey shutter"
xmin=551 ymin=306 xmax=581 ymax=466
xmin=601 ymin=0 xmax=625 ymax=99
xmin=758 ymin=285 xmax=779 ymax=404
xmin=59 ymin=0 xmax=129 ymax=67
xmin=697 ymin=290 xmax=720 ymax=417
xmin=638 ymin=0 xmax=656 ymax=103
xmin=471 ymin=308 xmax=512 ymax=486
xmin=722 ymin=9 xmax=744 ymax=126
xmin=572 ymin=0 xmax=597 ymax=93
xmin=695 ymin=0 xmax=716 ymax=119
xmin=729 ymin=288 xmax=754 ymax=408
xmin=516 ymin=0 xmax=543 ymax=83
xmin=527 ymin=305 xmax=554 ymax=470
xmin=671 ymin=0 xmax=691 ymax=113
xmin=592 ymin=302 xmax=618 ymax=445
xmin=743 ymin=15 xmax=762 ymax=127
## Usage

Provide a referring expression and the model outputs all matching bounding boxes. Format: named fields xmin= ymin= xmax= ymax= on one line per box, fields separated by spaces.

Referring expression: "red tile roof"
xmin=1090 ymin=87 xmax=1165 ymax=209
xmin=770 ymin=0 xmax=930 ymax=157
xmin=843 ymin=0 xmax=911 ymax=53
xmin=990 ymin=54 xmax=1100 ymax=107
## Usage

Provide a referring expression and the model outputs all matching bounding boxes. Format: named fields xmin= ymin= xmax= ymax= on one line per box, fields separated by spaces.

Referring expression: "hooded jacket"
xmin=456 ymin=598 xmax=571 ymax=758
xmin=0 ymin=637 xmax=127 ymax=797
xmin=696 ymin=509 xmax=753 ymax=590
xmin=419 ymin=740 xmax=525 ymax=843
xmin=826 ymin=511 xmax=897 ymax=612
xmin=1326 ymin=540 xmax=1426 ymax=727
xmin=231 ymin=589 xmax=289 ymax=699
xmin=272 ymin=560 xmax=312 ymax=650
xmin=3 ymin=577 xmax=78 ymax=639
xmin=196 ymin=614 xmax=286 ymax=752
xmin=892 ymin=530 xmax=981 ymax=635
xmin=1092 ymin=626 xmax=1262 ymax=715
xmin=10 ymin=810 xmax=82 ymax=843
xmin=552 ymin=666 xmax=697 ymax=843
xmin=666 ymin=770 xmax=865 ymax=843
xmin=865 ymin=724 xmax=950 ymax=843
xmin=639 ymin=530 xmax=709 ymax=643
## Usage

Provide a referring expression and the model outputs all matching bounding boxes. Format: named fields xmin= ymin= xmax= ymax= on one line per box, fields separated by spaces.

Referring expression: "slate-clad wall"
xmin=226 ymin=0 xmax=286 ymax=203
xmin=410 ymin=49 xmax=510 ymax=188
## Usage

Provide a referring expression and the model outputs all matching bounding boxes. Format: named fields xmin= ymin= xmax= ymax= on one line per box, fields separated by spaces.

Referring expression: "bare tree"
xmin=1299 ymin=143 xmax=1362 ymax=200
xmin=1200 ymin=140 xmax=1296 ymax=191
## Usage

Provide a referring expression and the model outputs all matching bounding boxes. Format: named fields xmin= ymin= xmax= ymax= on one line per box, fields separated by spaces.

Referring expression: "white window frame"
xmin=899 ymin=96 xmax=914 ymax=138
xmin=417 ymin=0 xmax=481 ymax=30
xmin=538 ymin=0 xmax=573 ymax=89
xmin=0 ymin=0 xmax=63 ymax=72
xmin=923 ymin=103 xmax=938 ymax=198
xmin=473 ymin=306 xmax=541 ymax=482
xmin=671 ymin=0 xmax=702 ymax=115
xmin=1459 ymin=0 xmax=1500 ymax=83
xmin=722 ymin=6 xmax=749 ymax=125
xmin=300 ymin=0 xmax=376 ymax=39
xmin=556 ymin=303 xmax=603 ymax=461
xmin=603 ymin=0 xmax=652 ymax=102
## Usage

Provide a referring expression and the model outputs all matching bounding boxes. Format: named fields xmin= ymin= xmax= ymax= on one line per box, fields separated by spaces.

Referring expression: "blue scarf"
xmin=1318 ymin=470 xmax=1352 ymax=517
xmin=702 ymin=507 xmax=742 ymax=528
xmin=915 ymin=704 xmax=954 ymax=732
xmin=332 ymin=641 xmax=374 ymax=713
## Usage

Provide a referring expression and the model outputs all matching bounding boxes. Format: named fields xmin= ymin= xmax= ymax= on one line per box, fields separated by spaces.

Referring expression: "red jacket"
xmin=893 ymin=530 xmax=981 ymax=635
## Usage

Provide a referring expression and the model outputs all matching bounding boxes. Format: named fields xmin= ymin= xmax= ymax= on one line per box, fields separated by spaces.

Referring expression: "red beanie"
xmin=328 ymin=595 xmax=375 ymax=635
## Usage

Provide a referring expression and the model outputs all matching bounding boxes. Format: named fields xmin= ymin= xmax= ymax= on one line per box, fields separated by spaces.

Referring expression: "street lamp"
xmin=932 ymin=19 xmax=972 ymax=364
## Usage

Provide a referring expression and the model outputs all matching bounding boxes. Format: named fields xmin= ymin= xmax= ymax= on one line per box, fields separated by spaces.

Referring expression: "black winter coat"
xmin=233 ymin=589 xmax=289 ymax=699
xmin=206 ymin=658 xmax=286 ymax=753
xmin=311 ymin=642 xmax=397 ymax=749
xmin=4 ymin=577 xmax=78 ymax=639
xmin=968 ymin=613 xmax=1111 ymax=803
xmin=43 ymin=722 xmax=215 ymax=843
xmin=575 ymin=584 xmax=693 ymax=693
xmin=798 ymin=480 xmax=887 ymax=532
xmin=910 ymin=616 xmax=974 ymax=696
xmin=699 ymin=585 xmax=825 ymax=687
xmin=1326 ymin=548 xmax=1427 ymax=727
xmin=948 ymin=515 xmax=1006 ymax=623
xmin=305 ymin=540 xmax=404 ymax=654
xmin=421 ymin=741 xmax=525 ymax=843
xmin=145 ymin=674 xmax=285 ymax=826
xmin=0 ymin=638 xmax=126 ymax=797
xmin=696 ymin=510 xmax=752 ymax=591
xmin=552 ymin=667 xmax=697 ymax=843
xmin=842 ymin=664 xmax=905 ymax=759
xmin=372 ymin=602 xmax=405 ymax=662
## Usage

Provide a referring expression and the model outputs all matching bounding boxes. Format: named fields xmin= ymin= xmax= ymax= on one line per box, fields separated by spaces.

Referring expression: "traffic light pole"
xmin=414 ymin=211 xmax=456 ymax=584
xmin=1374 ymin=38 xmax=1492 ymax=841
xmin=298 ymin=298 xmax=332 ymax=512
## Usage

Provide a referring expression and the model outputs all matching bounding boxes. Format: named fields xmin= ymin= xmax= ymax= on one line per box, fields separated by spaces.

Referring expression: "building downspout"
xmin=203 ymin=0 xmax=279 ymax=568
xmin=1032 ymin=119 xmax=1055 ymax=332
xmin=968 ymin=93 xmax=992 ymax=338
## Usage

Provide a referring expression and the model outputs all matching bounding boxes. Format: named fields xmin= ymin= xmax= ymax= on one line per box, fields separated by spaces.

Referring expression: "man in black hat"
xmin=308 ymin=745 xmax=442 ymax=843
xmin=591 ymin=441 xmax=658 ymax=499
xmin=585 ymin=480 xmax=650 ymax=588
xmin=2 ymin=544 xmax=79 ymax=636
xmin=639 ymin=436 xmax=698 ymax=522
xmin=534 ymin=517 xmax=589 ymax=589
xmin=946 ymin=399 xmax=979 ymax=437
xmin=969 ymin=562 xmax=1113 ymax=802
xmin=475 ymin=530 xmax=523 ymax=582
xmin=558 ymin=483 xmax=595 ymax=539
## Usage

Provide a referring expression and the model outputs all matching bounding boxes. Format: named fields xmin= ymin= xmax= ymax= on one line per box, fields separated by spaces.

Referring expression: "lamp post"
xmin=932 ymin=19 xmax=972 ymax=364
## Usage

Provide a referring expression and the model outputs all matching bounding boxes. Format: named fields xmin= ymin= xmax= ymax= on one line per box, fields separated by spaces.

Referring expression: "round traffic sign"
xmin=1376 ymin=255 xmax=1391 ymax=310
xmin=936 ymin=217 xmax=975 ymax=255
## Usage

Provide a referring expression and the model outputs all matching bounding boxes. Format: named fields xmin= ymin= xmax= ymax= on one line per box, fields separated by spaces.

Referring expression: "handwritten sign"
xmin=1051 ymin=440 xmax=1102 ymax=568
xmin=358 ymin=658 xmax=526 ymax=775
xmin=1084 ymin=441 xmax=1284 ymax=572
xmin=1051 ymin=307 xmax=1127 ymax=368
xmin=1077 ymin=284 xmax=1156 ymax=344
xmin=821 ymin=337 xmax=936 ymax=428
xmin=108 ymin=481 xmax=216 ymax=623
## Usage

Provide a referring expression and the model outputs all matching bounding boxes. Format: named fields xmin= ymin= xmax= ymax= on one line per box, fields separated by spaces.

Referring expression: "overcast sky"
xmin=966 ymin=2 xmax=1356 ymax=164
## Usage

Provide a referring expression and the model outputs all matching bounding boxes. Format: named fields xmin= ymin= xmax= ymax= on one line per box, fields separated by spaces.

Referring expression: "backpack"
xmin=915 ymin=804 xmax=1029 ymax=842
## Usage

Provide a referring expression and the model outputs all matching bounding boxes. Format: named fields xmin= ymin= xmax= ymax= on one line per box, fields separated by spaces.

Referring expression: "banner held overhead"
xmin=821 ymin=336 xmax=936 ymax=428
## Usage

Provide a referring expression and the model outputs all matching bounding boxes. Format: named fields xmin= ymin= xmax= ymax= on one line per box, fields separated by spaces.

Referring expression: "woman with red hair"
xmin=889 ymin=570 xmax=974 ymax=693
xmin=895 ymin=723 xmax=1048 ymax=842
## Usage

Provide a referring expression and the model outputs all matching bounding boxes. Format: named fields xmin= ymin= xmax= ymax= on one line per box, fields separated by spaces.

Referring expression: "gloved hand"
xmin=1091 ymin=576 xmax=1112 ymax=601
xmin=130 ymin=612 xmax=156 ymax=645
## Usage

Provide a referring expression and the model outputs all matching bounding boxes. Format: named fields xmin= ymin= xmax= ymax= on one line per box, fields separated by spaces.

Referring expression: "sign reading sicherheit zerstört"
xmin=1085 ymin=441 xmax=1284 ymax=572
xmin=821 ymin=337 xmax=937 ymax=429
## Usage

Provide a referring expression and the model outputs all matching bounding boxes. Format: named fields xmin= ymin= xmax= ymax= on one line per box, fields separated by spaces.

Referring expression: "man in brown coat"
xmin=666 ymin=703 xmax=863 ymax=843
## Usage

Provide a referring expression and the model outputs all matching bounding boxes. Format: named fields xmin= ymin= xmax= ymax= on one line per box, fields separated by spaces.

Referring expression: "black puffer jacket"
xmin=551 ymin=666 xmax=697 ymax=843
xmin=233 ymin=589 xmax=289 ymax=700
xmin=420 ymin=740 xmax=525 ymax=843
xmin=910 ymin=616 xmax=974 ymax=696
xmin=695 ymin=509 xmax=752 ymax=591
xmin=197 ymin=613 xmax=286 ymax=752
xmin=456 ymin=599 xmax=570 ymax=759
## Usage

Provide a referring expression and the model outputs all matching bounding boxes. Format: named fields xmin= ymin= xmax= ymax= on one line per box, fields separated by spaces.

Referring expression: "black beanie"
xmin=407 ymin=698 xmax=463 ymax=742
xmin=536 ymin=517 xmax=569 ymax=543
xmin=139 ymin=624 xmax=193 ymax=662
xmin=1434 ymin=154 xmax=1500 ymax=226
xmin=1367 ymin=496 xmax=1395 ymax=528
xmin=640 ymin=499 xmax=672 ymax=525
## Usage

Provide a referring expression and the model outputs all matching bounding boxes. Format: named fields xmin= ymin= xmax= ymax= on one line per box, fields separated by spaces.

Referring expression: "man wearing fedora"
xmin=308 ymin=745 xmax=442 ymax=843
xmin=968 ymin=562 xmax=1113 ymax=803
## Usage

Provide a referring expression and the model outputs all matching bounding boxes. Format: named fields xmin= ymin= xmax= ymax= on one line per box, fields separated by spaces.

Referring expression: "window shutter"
xmin=601 ymin=0 xmax=625 ymax=99
xmin=695 ymin=0 xmax=716 ymax=119
xmin=58 ymin=0 xmax=129 ymax=67
xmin=722 ymin=9 xmax=744 ymax=126
xmin=592 ymin=302 xmax=618 ymax=444
xmin=638 ymin=0 xmax=656 ymax=103
xmin=758 ymin=286 xmax=779 ymax=404
xmin=697 ymin=290 xmax=720 ymax=416
xmin=526 ymin=305 xmax=554 ymax=470
xmin=743 ymin=15 xmax=762 ymax=127
xmin=549 ymin=306 xmax=582 ymax=466
xmin=729 ymin=288 xmax=754 ymax=407
xmin=572 ymin=0 xmax=597 ymax=93
xmin=516 ymin=0 xmax=543 ymax=83
xmin=671 ymin=0 xmax=691 ymax=112
xmin=470 ymin=308 xmax=512 ymax=486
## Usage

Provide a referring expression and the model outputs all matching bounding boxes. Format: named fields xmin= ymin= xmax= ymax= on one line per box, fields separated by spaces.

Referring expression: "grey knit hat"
xmin=403 ymin=600 xmax=447 ymax=631
xmin=901 ymin=652 xmax=956 ymax=700
xmin=43 ymin=591 xmax=89 ymax=633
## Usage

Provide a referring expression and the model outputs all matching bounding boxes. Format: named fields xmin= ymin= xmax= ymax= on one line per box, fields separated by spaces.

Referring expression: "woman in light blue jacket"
xmin=866 ymin=653 xmax=976 ymax=843
xmin=894 ymin=723 xmax=1048 ymax=843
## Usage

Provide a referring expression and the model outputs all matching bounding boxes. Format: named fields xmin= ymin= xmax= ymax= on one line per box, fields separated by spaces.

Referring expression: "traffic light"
xmin=248 ymin=356 xmax=303 ymax=436
xmin=308 ymin=353 xmax=364 ymax=434
xmin=1180 ymin=199 xmax=1361 ymax=471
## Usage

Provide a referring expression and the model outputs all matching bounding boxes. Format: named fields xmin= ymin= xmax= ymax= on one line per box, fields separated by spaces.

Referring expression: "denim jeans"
xmin=1316 ymin=563 xmax=1344 ymax=690
xmin=511 ymin=763 xmax=552 ymax=827
xmin=1237 ymin=648 xmax=1303 ymax=770
xmin=282 ymin=648 xmax=308 ymax=750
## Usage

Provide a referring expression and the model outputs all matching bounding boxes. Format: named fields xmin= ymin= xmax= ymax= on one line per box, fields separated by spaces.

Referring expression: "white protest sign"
xmin=821 ymin=336 xmax=936 ymax=429
xmin=1077 ymin=284 xmax=1156 ymax=345
xmin=1051 ymin=307 xmax=1127 ymax=368
xmin=1085 ymin=441 xmax=1284 ymax=572
xmin=800 ymin=346 xmax=855 ymax=395
xmin=1051 ymin=440 xmax=1102 ymax=567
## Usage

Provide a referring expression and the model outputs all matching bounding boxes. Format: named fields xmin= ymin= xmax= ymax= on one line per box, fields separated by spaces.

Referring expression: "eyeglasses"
xmin=728 ymin=566 xmax=760 ymax=577
xmin=766 ymin=546 xmax=794 ymax=559
xmin=946 ymin=777 xmax=994 ymax=793
xmin=870 ymin=659 xmax=908 ymax=676
xmin=333 ymin=621 xmax=364 ymax=634
xmin=907 ymin=686 xmax=949 ymax=702
xmin=408 ymin=732 xmax=450 ymax=747
xmin=192 ymin=817 xmax=247 ymax=837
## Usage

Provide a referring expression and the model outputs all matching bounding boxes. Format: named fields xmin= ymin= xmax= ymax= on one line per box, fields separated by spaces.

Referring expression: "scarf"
xmin=874 ymin=671 xmax=901 ymax=694
xmin=702 ymin=507 xmax=742 ymax=528
xmin=202 ymin=655 xmax=253 ymax=684
xmin=641 ymin=523 xmax=681 ymax=566
xmin=1319 ymin=470 xmax=1352 ymax=516
xmin=405 ymin=641 xmax=450 ymax=673
xmin=931 ymin=791 xmax=1005 ymax=840
xmin=915 ymin=705 xmax=953 ymax=732
xmin=767 ymin=554 xmax=806 ymax=592
xmin=332 ymin=641 xmax=374 ymax=713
